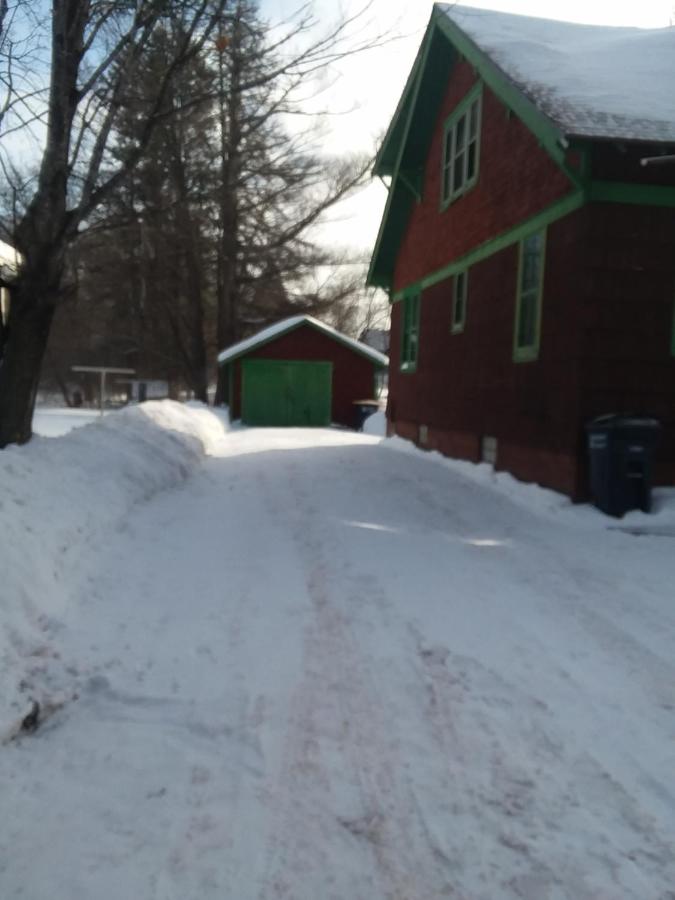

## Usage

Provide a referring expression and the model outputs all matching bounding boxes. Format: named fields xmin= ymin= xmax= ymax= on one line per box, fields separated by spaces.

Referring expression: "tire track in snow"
xmin=256 ymin=455 xmax=458 ymax=899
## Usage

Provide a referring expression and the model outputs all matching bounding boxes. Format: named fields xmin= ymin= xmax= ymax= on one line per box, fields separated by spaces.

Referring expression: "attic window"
xmin=441 ymin=87 xmax=482 ymax=207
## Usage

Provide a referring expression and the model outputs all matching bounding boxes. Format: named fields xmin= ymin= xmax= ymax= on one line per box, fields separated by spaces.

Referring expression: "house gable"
xmin=392 ymin=62 xmax=573 ymax=294
xmin=369 ymin=4 xmax=675 ymax=294
xmin=368 ymin=6 xmax=575 ymax=292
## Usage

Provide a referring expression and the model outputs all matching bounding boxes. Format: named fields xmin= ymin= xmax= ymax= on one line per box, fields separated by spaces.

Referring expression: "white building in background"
xmin=0 ymin=239 xmax=22 ymax=328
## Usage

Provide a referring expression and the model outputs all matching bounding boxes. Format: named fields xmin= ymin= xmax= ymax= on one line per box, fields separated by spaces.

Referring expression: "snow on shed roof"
xmin=439 ymin=4 xmax=675 ymax=143
xmin=217 ymin=315 xmax=389 ymax=367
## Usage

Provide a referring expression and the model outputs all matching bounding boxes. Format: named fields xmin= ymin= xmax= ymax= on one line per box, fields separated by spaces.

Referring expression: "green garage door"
xmin=241 ymin=359 xmax=332 ymax=426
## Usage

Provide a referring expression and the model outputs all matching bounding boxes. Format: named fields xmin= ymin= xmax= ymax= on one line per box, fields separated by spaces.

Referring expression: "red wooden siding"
xmin=389 ymin=200 xmax=675 ymax=497
xmin=230 ymin=324 xmax=378 ymax=426
xmin=578 ymin=203 xmax=675 ymax=486
xmin=389 ymin=209 xmax=588 ymax=496
xmin=393 ymin=61 xmax=572 ymax=293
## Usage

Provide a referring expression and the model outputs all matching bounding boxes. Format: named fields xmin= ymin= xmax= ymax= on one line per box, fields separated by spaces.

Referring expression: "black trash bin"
xmin=352 ymin=399 xmax=380 ymax=431
xmin=586 ymin=414 xmax=661 ymax=517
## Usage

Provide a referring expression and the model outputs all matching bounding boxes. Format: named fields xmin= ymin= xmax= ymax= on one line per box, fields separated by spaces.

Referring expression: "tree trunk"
xmin=214 ymin=11 xmax=243 ymax=407
xmin=0 ymin=292 xmax=55 ymax=446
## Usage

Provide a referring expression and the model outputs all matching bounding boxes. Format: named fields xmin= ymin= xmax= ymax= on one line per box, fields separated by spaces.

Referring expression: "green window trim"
xmin=441 ymin=85 xmax=482 ymax=210
xmin=401 ymin=292 xmax=420 ymax=372
xmin=451 ymin=269 xmax=468 ymax=333
xmin=513 ymin=229 xmax=546 ymax=363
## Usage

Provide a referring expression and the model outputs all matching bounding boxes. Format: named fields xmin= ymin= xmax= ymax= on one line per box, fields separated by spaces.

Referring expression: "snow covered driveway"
xmin=2 ymin=422 xmax=675 ymax=899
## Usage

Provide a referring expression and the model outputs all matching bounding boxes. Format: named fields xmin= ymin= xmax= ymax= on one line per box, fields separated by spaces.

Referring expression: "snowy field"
xmin=1 ymin=402 xmax=675 ymax=899
xmin=33 ymin=406 xmax=105 ymax=437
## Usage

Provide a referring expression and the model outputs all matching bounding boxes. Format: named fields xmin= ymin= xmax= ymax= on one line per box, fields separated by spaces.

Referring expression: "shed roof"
xmin=217 ymin=315 xmax=389 ymax=367
xmin=439 ymin=5 xmax=675 ymax=144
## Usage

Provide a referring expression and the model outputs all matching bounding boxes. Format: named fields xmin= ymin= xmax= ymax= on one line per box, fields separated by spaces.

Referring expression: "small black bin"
xmin=352 ymin=400 xmax=380 ymax=432
xmin=586 ymin=414 xmax=661 ymax=517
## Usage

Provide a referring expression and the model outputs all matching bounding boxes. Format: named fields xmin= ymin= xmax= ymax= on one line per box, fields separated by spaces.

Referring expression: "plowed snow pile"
xmin=0 ymin=401 xmax=228 ymax=733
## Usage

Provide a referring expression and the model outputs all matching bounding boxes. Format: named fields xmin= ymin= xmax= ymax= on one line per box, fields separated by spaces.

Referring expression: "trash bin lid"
xmin=587 ymin=413 xmax=660 ymax=430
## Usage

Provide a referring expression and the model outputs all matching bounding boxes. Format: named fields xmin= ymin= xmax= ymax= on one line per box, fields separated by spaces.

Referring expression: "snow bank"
xmin=0 ymin=401 xmax=228 ymax=732
xmin=362 ymin=409 xmax=386 ymax=436
xmin=382 ymin=433 xmax=675 ymax=529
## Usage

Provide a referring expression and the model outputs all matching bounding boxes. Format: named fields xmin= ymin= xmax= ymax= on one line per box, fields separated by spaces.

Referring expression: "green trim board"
xmin=440 ymin=84 xmax=482 ymax=210
xmin=392 ymin=190 xmax=583 ymax=302
xmin=589 ymin=181 xmax=675 ymax=207
xmin=513 ymin=229 xmax=547 ymax=362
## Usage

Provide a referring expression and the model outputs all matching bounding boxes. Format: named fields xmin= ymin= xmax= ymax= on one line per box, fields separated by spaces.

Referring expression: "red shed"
xmin=217 ymin=315 xmax=388 ymax=427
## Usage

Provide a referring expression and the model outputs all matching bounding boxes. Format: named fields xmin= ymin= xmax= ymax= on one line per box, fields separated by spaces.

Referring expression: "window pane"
xmin=522 ymin=234 xmax=543 ymax=292
xmin=467 ymin=141 xmax=476 ymax=181
xmin=402 ymin=294 xmax=420 ymax=366
xmin=444 ymin=130 xmax=453 ymax=165
xmin=453 ymin=151 xmax=465 ymax=193
xmin=454 ymin=114 xmax=466 ymax=155
xmin=518 ymin=290 xmax=536 ymax=347
xmin=442 ymin=166 xmax=450 ymax=201
xmin=516 ymin=231 xmax=545 ymax=353
xmin=469 ymin=100 xmax=479 ymax=139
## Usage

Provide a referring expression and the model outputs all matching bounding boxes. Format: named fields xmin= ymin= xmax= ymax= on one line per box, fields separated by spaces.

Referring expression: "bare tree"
xmin=0 ymin=0 xmax=226 ymax=445
xmin=211 ymin=0 xmax=381 ymax=403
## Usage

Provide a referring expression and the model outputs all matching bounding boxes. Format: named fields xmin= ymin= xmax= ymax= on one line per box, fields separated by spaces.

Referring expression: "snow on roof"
xmin=217 ymin=315 xmax=389 ymax=367
xmin=440 ymin=4 xmax=675 ymax=143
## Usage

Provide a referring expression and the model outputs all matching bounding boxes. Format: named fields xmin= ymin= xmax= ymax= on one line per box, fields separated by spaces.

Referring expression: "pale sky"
xmin=262 ymin=0 xmax=675 ymax=257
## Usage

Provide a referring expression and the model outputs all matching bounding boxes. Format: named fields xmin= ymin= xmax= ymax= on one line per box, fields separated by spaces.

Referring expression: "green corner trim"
xmin=589 ymin=181 xmax=675 ymax=207
xmin=392 ymin=190 xmax=583 ymax=301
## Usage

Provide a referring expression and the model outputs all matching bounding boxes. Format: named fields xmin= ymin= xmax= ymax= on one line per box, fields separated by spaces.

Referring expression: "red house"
xmin=368 ymin=4 xmax=675 ymax=499
xmin=217 ymin=315 xmax=388 ymax=427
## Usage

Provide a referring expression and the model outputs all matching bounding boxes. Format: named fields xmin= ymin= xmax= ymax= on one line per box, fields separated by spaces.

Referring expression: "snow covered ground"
xmin=33 ymin=406 xmax=105 ymax=437
xmin=1 ymin=403 xmax=675 ymax=899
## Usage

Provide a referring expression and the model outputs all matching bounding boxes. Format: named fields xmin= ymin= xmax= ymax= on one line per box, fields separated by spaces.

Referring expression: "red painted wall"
xmin=386 ymin=60 xmax=675 ymax=497
xmin=578 ymin=203 xmax=675 ymax=486
xmin=393 ymin=61 xmax=573 ymax=294
xmin=230 ymin=324 xmax=379 ymax=426
xmin=389 ymin=200 xmax=675 ymax=496
xmin=389 ymin=209 xmax=589 ymax=496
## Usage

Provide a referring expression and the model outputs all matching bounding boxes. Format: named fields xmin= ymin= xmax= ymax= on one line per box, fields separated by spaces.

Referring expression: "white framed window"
xmin=401 ymin=292 xmax=420 ymax=372
xmin=514 ymin=230 xmax=546 ymax=361
xmin=452 ymin=270 xmax=468 ymax=333
xmin=441 ymin=88 xmax=482 ymax=207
